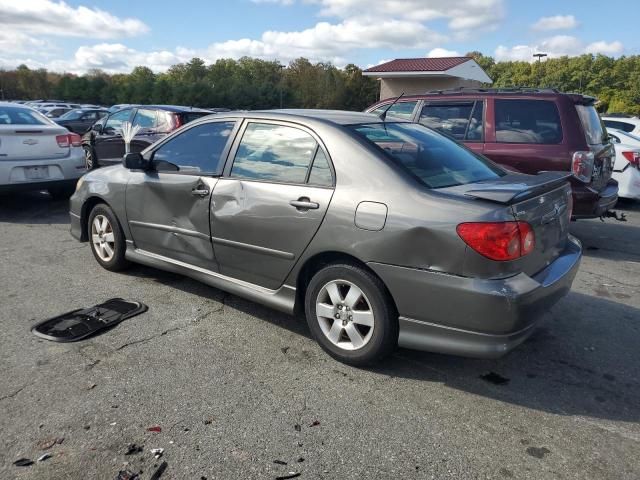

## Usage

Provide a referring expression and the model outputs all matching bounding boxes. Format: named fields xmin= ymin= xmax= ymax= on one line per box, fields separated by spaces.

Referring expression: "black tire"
xmin=84 ymin=146 xmax=98 ymax=170
xmin=305 ymin=263 xmax=398 ymax=366
xmin=87 ymin=203 xmax=130 ymax=271
xmin=48 ymin=185 xmax=75 ymax=200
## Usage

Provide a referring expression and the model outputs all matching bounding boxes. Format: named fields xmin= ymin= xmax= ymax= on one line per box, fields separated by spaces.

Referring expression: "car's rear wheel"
xmin=305 ymin=263 xmax=398 ymax=366
xmin=88 ymin=204 xmax=129 ymax=271
xmin=84 ymin=146 xmax=97 ymax=170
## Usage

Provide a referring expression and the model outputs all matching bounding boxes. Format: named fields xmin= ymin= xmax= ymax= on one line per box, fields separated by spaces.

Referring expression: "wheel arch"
xmin=79 ymin=196 xmax=111 ymax=242
xmin=293 ymin=251 xmax=398 ymax=316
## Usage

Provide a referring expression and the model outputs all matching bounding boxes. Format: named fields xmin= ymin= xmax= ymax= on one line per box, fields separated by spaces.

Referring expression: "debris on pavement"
xmin=115 ymin=469 xmax=140 ymax=480
xmin=125 ymin=444 xmax=143 ymax=455
xmin=526 ymin=446 xmax=551 ymax=459
xmin=37 ymin=452 xmax=53 ymax=462
xmin=276 ymin=472 xmax=301 ymax=480
xmin=480 ymin=372 xmax=510 ymax=385
xmin=149 ymin=461 xmax=168 ymax=480
xmin=203 ymin=418 xmax=213 ymax=425
xmin=309 ymin=420 xmax=320 ymax=427
xmin=294 ymin=424 xmax=301 ymax=432
xmin=297 ymin=457 xmax=305 ymax=463
xmin=87 ymin=383 xmax=97 ymax=390
xmin=39 ymin=437 xmax=64 ymax=449
xmin=13 ymin=458 xmax=34 ymax=467
xmin=147 ymin=426 xmax=162 ymax=433
xmin=151 ymin=448 xmax=164 ymax=459
xmin=31 ymin=298 xmax=148 ymax=342
xmin=281 ymin=346 xmax=290 ymax=354
xmin=273 ymin=460 xmax=287 ymax=465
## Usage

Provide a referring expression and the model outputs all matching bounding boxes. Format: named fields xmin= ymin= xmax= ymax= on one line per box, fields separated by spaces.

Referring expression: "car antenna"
xmin=378 ymin=92 xmax=405 ymax=121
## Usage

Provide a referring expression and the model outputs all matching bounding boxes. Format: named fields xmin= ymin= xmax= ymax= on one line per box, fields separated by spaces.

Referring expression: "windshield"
xmin=0 ymin=106 xmax=49 ymax=125
xmin=350 ymin=122 xmax=504 ymax=188
xmin=59 ymin=109 xmax=85 ymax=120
xmin=576 ymin=104 xmax=607 ymax=145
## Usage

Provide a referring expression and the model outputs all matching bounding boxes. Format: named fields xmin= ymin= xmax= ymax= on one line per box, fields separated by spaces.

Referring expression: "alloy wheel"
xmin=91 ymin=215 xmax=115 ymax=262
xmin=84 ymin=148 xmax=94 ymax=169
xmin=315 ymin=279 xmax=375 ymax=351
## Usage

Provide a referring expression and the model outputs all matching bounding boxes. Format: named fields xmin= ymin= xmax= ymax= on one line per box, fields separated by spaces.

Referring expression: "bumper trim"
xmin=398 ymin=316 xmax=538 ymax=359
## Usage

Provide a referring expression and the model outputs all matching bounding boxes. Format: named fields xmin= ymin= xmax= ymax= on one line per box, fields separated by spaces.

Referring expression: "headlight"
xmin=75 ymin=177 xmax=84 ymax=193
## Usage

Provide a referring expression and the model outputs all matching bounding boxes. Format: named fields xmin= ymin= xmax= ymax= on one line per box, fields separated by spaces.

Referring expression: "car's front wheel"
xmin=84 ymin=146 xmax=97 ymax=170
xmin=88 ymin=204 xmax=129 ymax=271
xmin=305 ymin=263 xmax=398 ymax=366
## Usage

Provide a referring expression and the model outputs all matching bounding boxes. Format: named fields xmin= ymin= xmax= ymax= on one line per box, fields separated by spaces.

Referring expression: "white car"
xmin=0 ymin=102 xmax=86 ymax=199
xmin=607 ymin=128 xmax=640 ymax=200
xmin=602 ymin=116 xmax=640 ymax=136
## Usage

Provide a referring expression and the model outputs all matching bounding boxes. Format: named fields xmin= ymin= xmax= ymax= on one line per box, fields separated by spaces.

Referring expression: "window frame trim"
xmin=222 ymin=118 xmax=336 ymax=188
xmin=147 ymin=119 xmax=241 ymax=177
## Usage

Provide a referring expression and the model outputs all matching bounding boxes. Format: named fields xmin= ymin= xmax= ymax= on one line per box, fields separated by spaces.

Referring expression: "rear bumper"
xmin=0 ymin=148 xmax=85 ymax=191
xmin=572 ymin=179 xmax=618 ymax=218
xmin=612 ymin=168 xmax=640 ymax=200
xmin=369 ymin=235 xmax=582 ymax=358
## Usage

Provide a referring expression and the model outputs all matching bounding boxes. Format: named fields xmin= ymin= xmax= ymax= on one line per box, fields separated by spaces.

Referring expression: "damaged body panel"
xmin=70 ymin=110 xmax=582 ymax=362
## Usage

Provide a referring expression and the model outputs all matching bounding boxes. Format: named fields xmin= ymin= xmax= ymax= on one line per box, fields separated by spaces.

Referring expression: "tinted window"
xmin=603 ymin=119 xmax=635 ymax=133
xmin=495 ymin=99 xmax=562 ymax=144
xmin=153 ymin=121 xmax=235 ymax=174
xmin=351 ymin=122 xmax=503 ymax=189
xmin=180 ymin=112 xmax=212 ymax=124
xmin=419 ymin=101 xmax=484 ymax=141
xmin=59 ymin=109 xmax=84 ymax=120
xmin=576 ymin=105 xmax=606 ymax=145
xmin=231 ymin=123 xmax=317 ymax=183
xmin=0 ymin=106 xmax=48 ymax=125
xmin=370 ymin=101 xmax=418 ymax=120
xmin=105 ymin=109 xmax=132 ymax=131
xmin=132 ymin=109 xmax=157 ymax=129
xmin=308 ymin=148 xmax=333 ymax=186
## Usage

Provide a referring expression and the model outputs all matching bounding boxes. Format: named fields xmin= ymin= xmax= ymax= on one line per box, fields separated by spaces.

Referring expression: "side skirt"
xmin=125 ymin=244 xmax=297 ymax=314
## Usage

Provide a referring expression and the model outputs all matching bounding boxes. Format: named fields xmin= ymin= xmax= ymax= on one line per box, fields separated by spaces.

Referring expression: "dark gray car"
xmin=69 ymin=110 xmax=581 ymax=365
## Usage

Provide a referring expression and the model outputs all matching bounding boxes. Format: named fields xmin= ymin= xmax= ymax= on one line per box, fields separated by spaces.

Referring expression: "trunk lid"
xmin=442 ymin=171 xmax=572 ymax=275
xmin=0 ymin=125 xmax=70 ymax=160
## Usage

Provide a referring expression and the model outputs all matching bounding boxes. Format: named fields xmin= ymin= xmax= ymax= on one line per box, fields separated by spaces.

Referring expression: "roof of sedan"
xmin=217 ymin=109 xmax=386 ymax=125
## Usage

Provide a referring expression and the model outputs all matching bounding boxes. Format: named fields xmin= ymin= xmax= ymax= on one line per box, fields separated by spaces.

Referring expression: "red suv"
xmin=366 ymin=88 xmax=617 ymax=219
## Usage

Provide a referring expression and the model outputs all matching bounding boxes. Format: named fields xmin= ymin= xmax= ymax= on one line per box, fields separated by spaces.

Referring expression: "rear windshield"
xmin=576 ymin=105 xmax=607 ymax=145
xmin=350 ymin=122 xmax=504 ymax=188
xmin=0 ymin=106 xmax=48 ymax=125
xmin=180 ymin=112 xmax=211 ymax=124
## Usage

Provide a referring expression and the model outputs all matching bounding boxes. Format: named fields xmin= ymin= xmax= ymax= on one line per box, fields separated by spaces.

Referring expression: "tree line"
xmin=1 ymin=52 xmax=639 ymax=114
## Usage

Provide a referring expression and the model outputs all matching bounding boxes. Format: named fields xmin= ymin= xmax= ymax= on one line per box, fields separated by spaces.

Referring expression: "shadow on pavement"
xmin=121 ymin=261 xmax=640 ymax=424
xmin=0 ymin=191 xmax=70 ymax=225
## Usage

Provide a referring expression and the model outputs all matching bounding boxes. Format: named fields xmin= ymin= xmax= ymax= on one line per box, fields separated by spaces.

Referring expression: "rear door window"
xmin=153 ymin=121 xmax=236 ymax=174
xmin=419 ymin=101 xmax=484 ymax=141
xmin=576 ymin=105 xmax=607 ymax=145
xmin=132 ymin=109 xmax=157 ymax=130
xmin=495 ymin=99 xmax=562 ymax=144
xmin=369 ymin=101 xmax=418 ymax=120
xmin=230 ymin=122 xmax=318 ymax=184
xmin=603 ymin=119 xmax=635 ymax=133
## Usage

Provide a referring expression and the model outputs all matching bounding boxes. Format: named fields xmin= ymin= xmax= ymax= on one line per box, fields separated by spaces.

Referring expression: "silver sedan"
xmin=70 ymin=110 xmax=581 ymax=365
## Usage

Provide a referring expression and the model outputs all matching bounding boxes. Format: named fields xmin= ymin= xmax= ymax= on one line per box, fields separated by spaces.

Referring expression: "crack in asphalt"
xmin=0 ymin=382 xmax=34 ymax=402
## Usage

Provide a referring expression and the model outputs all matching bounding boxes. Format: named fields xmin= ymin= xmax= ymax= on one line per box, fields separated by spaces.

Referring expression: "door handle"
xmin=289 ymin=197 xmax=319 ymax=210
xmin=191 ymin=188 xmax=210 ymax=196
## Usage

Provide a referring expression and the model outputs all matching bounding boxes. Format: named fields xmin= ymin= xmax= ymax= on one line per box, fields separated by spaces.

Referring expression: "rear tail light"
xmin=456 ymin=221 xmax=535 ymax=261
xmin=622 ymin=151 xmax=640 ymax=169
xmin=169 ymin=113 xmax=183 ymax=131
xmin=56 ymin=133 xmax=82 ymax=148
xmin=571 ymin=151 xmax=594 ymax=182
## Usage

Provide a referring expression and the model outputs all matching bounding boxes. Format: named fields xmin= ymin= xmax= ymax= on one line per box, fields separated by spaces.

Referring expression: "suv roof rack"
xmin=424 ymin=87 xmax=561 ymax=95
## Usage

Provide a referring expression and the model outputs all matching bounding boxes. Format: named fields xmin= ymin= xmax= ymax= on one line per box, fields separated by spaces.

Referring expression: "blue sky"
xmin=1 ymin=0 xmax=637 ymax=73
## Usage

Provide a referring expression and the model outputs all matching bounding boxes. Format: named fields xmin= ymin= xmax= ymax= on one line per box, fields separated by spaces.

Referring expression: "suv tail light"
xmin=56 ymin=133 xmax=82 ymax=148
xmin=571 ymin=151 xmax=594 ymax=182
xmin=457 ymin=222 xmax=535 ymax=261
xmin=168 ymin=113 xmax=183 ymax=131
xmin=622 ymin=151 xmax=640 ymax=169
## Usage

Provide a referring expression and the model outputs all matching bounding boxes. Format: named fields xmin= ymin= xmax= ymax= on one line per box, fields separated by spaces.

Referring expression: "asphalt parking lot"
xmin=0 ymin=192 xmax=639 ymax=480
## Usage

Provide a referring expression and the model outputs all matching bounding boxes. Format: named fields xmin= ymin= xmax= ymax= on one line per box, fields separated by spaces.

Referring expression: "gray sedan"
xmin=69 ymin=110 xmax=581 ymax=365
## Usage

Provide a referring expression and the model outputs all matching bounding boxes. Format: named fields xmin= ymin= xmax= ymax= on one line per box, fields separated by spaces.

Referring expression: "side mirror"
xmin=123 ymin=152 xmax=149 ymax=170
xmin=92 ymin=123 xmax=103 ymax=134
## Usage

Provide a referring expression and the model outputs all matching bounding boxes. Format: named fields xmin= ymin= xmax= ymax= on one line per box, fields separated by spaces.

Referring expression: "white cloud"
xmin=427 ymin=48 xmax=461 ymax=57
xmin=0 ymin=0 xmax=149 ymax=39
xmin=532 ymin=15 xmax=578 ymax=31
xmin=495 ymin=35 xmax=624 ymax=61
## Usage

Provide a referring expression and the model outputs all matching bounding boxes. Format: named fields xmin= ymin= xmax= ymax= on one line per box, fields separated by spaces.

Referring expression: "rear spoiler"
xmin=464 ymin=172 xmax=572 ymax=204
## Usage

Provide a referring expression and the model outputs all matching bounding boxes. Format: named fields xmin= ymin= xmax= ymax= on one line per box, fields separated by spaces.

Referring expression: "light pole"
xmin=533 ymin=53 xmax=547 ymax=86
xmin=277 ymin=63 xmax=285 ymax=108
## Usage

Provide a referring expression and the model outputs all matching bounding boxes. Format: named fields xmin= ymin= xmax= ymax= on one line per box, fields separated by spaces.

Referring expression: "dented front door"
xmin=125 ymin=171 xmax=218 ymax=271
